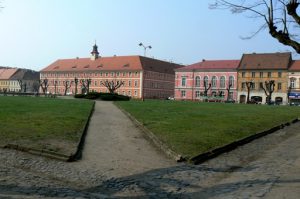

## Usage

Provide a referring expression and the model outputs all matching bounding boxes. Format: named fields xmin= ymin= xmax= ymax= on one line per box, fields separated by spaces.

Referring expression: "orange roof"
xmin=41 ymin=56 xmax=183 ymax=74
xmin=0 ymin=68 xmax=18 ymax=80
xmin=289 ymin=60 xmax=300 ymax=71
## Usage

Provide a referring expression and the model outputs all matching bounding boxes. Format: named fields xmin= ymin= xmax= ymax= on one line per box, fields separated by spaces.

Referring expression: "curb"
xmin=68 ymin=101 xmax=96 ymax=162
xmin=114 ymin=102 xmax=185 ymax=162
xmin=190 ymin=118 xmax=299 ymax=165
xmin=3 ymin=144 xmax=69 ymax=161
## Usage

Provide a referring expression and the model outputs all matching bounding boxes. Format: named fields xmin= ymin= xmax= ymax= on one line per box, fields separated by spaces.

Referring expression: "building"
xmin=237 ymin=52 xmax=291 ymax=104
xmin=174 ymin=60 xmax=240 ymax=101
xmin=40 ymin=44 xmax=183 ymax=98
xmin=288 ymin=60 xmax=300 ymax=103
xmin=0 ymin=67 xmax=39 ymax=92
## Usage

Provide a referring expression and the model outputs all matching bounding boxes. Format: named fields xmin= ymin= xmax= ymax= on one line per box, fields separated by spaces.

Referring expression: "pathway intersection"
xmin=0 ymin=101 xmax=299 ymax=198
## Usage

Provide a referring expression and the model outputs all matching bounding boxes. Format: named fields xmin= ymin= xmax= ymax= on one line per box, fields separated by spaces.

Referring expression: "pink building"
xmin=174 ymin=60 xmax=240 ymax=101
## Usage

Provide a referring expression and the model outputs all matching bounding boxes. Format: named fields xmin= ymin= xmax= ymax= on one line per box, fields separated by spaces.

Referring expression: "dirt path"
xmin=76 ymin=100 xmax=175 ymax=177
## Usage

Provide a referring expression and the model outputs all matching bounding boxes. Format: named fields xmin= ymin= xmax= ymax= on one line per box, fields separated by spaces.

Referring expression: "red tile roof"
xmin=41 ymin=56 xmax=183 ymax=74
xmin=289 ymin=60 xmax=300 ymax=71
xmin=238 ymin=52 xmax=291 ymax=70
xmin=176 ymin=60 xmax=240 ymax=71
xmin=0 ymin=68 xmax=18 ymax=80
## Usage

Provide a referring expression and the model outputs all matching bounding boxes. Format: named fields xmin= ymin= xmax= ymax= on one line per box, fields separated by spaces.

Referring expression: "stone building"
xmin=237 ymin=52 xmax=291 ymax=104
xmin=288 ymin=60 xmax=300 ymax=104
xmin=40 ymin=44 xmax=183 ymax=98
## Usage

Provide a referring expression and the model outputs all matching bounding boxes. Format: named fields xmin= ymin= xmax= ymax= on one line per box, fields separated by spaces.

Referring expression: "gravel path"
xmin=0 ymin=101 xmax=300 ymax=198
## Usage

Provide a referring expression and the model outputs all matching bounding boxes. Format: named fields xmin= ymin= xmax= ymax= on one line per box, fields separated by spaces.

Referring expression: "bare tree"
xmin=245 ymin=81 xmax=254 ymax=103
xmin=260 ymin=80 xmax=276 ymax=104
xmin=226 ymin=81 xmax=233 ymax=101
xmin=203 ymin=81 xmax=212 ymax=97
xmin=74 ymin=77 xmax=79 ymax=95
xmin=80 ymin=79 xmax=91 ymax=94
xmin=63 ymin=80 xmax=72 ymax=96
xmin=210 ymin=0 xmax=300 ymax=53
xmin=40 ymin=79 xmax=49 ymax=95
xmin=17 ymin=80 xmax=24 ymax=93
xmin=32 ymin=81 xmax=40 ymax=95
xmin=101 ymin=80 xmax=124 ymax=94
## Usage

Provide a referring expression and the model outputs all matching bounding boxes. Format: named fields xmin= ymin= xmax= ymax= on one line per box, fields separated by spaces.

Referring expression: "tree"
xmin=211 ymin=0 xmax=300 ymax=53
xmin=226 ymin=81 xmax=233 ymax=101
xmin=17 ymin=80 xmax=24 ymax=93
xmin=260 ymin=80 xmax=275 ymax=104
xmin=74 ymin=77 xmax=79 ymax=95
xmin=32 ymin=81 xmax=40 ymax=95
xmin=63 ymin=80 xmax=72 ymax=96
xmin=40 ymin=79 xmax=49 ymax=95
xmin=245 ymin=81 xmax=254 ymax=103
xmin=101 ymin=80 xmax=124 ymax=94
xmin=203 ymin=81 xmax=212 ymax=97
xmin=80 ymin=79 xmax=91 ymax=94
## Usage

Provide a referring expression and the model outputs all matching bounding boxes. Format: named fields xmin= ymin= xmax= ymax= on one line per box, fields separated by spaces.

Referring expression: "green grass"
xmin=115 ymin=100 xmax=300 ymax=158
xmin=0 ymin=96 xmax=94 ymax=154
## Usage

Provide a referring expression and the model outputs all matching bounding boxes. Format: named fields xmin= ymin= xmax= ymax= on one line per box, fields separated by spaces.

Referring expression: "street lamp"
xmin=139 ymin=42 xmax=152 ymax=57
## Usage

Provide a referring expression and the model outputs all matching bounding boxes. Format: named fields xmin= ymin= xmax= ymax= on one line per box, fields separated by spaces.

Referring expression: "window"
xmin=242 ymin=82 xmax=246 ymax=89
xmin=220 ymin=76 xmax=225 ymax=88
xmin=181 ymin=77 xmax=186 ymax=86
xmin=251 ymin=83 xmax=256 ymax=90
xmin=94 ymin=81 xmax=97 ymax=86
xmin=134 ymin=90 xmax=137 ymax=96
xmin=116 ymin=72 xmax=120 ymax=77
xmin=134 ymin=80 xmax=138 ymax=87
xmin=100 ymin=72 xmax=103 ymax=77
xmin=242 ymin=72 xmax=245 ymax=78
xmin=268 ymin=72 xmax=272 ymax=78
xmin=211 ymin=76 xmax=217 ymax=88
xmin=181 ymin=90 xmax=186 ymax=98
xmin=111 ymin=72 xmax=114 ymax=77
xmin=128 ymin=80 xmax=131 ymax=87
xmin=278 ymin=72 xmax=282 ymax=78
xmin=290 ymin=78 xmax=296 ymax=88
xmin=129 ymin=72 xmax=132 ymax=77
xmin=195 ymin=76 xmax=201 ymax=87
xmin=128 ymin=91 xmax=131 ymax=96
xmin=105 ymin=72 xmax=108 ymax=77
xmin=229 ymin=92 xmax=233 ymax=100
xmin=204 ymin=76 xmax=209 ymax=87
xmin=123 ymin=72 xmax=126 ymax=77
xmin=135 ymin=72 xmax=138 ymax=76
xmin=260 ymin=72 xmax=263 ymax=78
xmin=195 ymin=91 xmax=201 ymax=98
xmin=278 ymin=83 xmax=282 ymax=90
xmin=229 ymin=76 xmax=234 ymax=87
xmin=252 ymin=72 xmax=256 ymax=78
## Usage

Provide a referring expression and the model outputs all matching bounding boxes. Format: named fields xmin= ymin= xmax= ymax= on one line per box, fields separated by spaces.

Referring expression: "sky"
xmin=0 ymin=0 xmax=297 ymax=71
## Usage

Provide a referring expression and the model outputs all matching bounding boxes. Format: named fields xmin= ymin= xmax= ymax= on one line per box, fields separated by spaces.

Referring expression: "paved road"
xmin=0 ymin=100 xmax=299 ymax=198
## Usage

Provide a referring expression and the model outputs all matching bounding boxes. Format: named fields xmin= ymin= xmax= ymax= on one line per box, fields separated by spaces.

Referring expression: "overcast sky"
xmin=0 ymin=0 xmax=296 ymax=71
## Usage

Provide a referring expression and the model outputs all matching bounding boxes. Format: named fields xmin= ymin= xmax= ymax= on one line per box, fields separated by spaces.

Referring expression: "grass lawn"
xmin=0 ymin=96 xmax=94 ymax=155
xmin=116 ymin=100 xmax=300 ymax=158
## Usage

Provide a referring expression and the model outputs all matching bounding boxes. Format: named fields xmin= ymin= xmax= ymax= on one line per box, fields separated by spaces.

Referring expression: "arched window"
xmin=220 ymin=76 xmax=225 ymax=88
xmin=195 ymin=76 xmax=201 ymax=87
xmin=204 ymin=76 xmax=209 ymax=87
xmin=212 ymin=76 xmax=217 ymax=88
xmin=229 ymin=76 xmax=234 ymax=88
xmin=290 ymin=78 xmax=296 ymax=88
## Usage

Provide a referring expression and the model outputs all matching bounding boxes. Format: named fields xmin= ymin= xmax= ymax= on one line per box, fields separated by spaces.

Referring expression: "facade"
xmin=237 ymin=53 xmax=291 ymax=104
xmin=40 ymin=44 xmax=183 ymax=98
xmin=174 ymin=60 xmax=240 ymax=101
xmin=288 ymin=60 xmax=300 ymax=103
xmin=0 ymin=67 xmax=39 ymax=92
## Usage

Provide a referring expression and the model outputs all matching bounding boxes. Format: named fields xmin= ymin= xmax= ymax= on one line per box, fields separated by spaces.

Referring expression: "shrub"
xmin=74 ymin=94 xmax=85 ymax=98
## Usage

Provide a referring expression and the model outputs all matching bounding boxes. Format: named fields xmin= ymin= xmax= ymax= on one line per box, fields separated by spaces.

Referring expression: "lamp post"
xmin=139 ymin=42 xmax=152 ymax=57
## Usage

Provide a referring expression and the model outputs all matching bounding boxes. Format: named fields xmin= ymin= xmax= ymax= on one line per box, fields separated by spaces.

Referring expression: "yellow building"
xmin=237 ymin=53 xmax=291 ymax=104
xmin=0 ymin=68 xmax=18 ymax=92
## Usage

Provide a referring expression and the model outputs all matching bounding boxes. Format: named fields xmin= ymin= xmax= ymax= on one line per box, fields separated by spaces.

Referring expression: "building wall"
xmin=237 ymin=70 xmax=289 ymax=104
xmin=288 ymin=71 xmax=300 ymax=103
xmin=40 ymin=69 xmax=175 ymax=99
xmin=174 ymin=71 xmax=238 ymax=101
xmin=0 ymin=80 xmax=10 ymax=91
